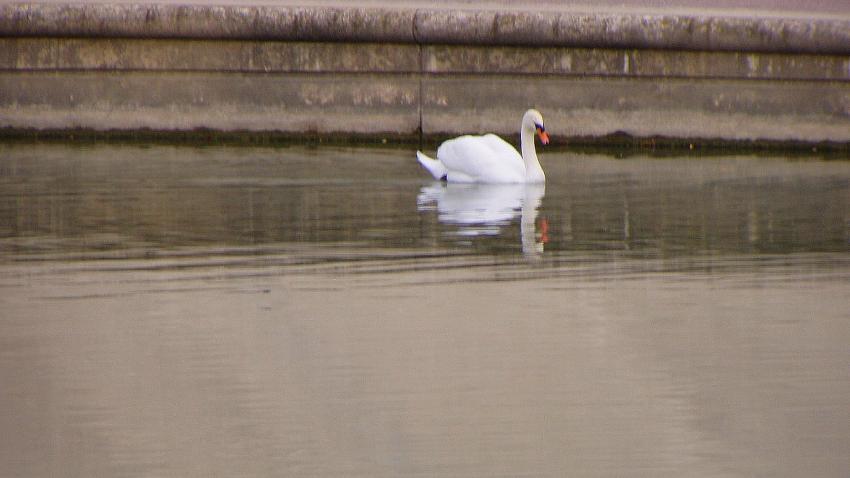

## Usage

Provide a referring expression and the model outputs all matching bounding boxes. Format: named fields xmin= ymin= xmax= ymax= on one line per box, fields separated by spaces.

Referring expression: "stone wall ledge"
xmin=2 ymin=2 xmax=850 ymax=54
xmin=4 ymin=38 xmax=850 ymax=82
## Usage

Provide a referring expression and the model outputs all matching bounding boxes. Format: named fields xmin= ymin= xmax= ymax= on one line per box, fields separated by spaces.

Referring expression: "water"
xmin=1 ymin=143 xmax=849 ymax=477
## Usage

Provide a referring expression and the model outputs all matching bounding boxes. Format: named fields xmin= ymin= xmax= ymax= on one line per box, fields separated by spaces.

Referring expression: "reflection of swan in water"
xmin=417 ymin=182 xmax=547 ymax=255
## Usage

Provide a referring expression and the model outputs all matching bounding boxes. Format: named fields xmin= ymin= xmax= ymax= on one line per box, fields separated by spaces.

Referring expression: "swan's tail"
xmin=416 ymin=151 xmax=447 ymax=180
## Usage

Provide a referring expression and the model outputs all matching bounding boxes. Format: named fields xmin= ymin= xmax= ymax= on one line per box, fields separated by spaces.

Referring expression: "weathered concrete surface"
xmin=423 ymin=76 xmax=850 ymax=142
xmin=2 ymin=2 xmax=850 ymax=54
xmin=3 ymin=70 xmax=849 ymax=142
xmin=0 ymin=72 xmax=420 ymax=134
xmin=424 ymin=45 xmax=850 ymax=81
xmin=5 ymin=37 xmax=850 ymax=82
xmin=0 ymin=38 xmax=421 ymax=73
xmin=414 ymin=9 xmax=850 ymax=54
xmin=1 ymin=1 xmax=850 ymax=144
xmin=0 ymin=3 xmax=417 ymax=43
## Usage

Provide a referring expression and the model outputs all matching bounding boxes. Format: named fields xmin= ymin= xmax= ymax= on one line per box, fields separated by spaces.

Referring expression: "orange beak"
xmin=537 ymin=128 xmax=550 ymax=145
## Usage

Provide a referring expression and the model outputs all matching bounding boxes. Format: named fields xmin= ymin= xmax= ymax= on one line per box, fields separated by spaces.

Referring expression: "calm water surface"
xmin=1 ymin=144 xmax=849 ymax=477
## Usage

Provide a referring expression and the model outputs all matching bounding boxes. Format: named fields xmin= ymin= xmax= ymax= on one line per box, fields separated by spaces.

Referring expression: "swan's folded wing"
xmin=437 ymin=136 xmax=489 ymax=175
xmin=480 ymin=134 xmax=522 ymax=160
xmin=480 ymin=134 xmax=525 ymax=176
xmin=437 ymin=135 xmax=523 ymax=182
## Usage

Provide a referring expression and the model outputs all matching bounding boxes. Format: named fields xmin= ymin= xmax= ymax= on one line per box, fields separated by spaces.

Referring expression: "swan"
xmin=416 ymin=109 xmax=549 ymax=183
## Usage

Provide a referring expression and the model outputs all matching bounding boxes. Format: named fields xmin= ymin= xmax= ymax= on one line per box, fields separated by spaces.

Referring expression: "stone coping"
xmin=2 ymin=2 xmax=850 ymax=54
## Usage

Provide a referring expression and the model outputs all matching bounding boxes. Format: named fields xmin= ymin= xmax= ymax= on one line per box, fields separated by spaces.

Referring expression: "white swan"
xmin=416 ymin=109 xmax=549 ymax=183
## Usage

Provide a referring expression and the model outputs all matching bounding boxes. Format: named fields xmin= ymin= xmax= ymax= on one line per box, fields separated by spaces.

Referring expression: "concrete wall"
xmin=4 ymin=3 xmax=850 ymax=53
xmin=1 ymin=3 xmax=850 ymax=144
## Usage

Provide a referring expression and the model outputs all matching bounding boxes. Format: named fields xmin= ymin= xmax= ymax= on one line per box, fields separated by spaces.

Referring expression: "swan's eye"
xmin=535 ymin=123 xmax=546 ymax=132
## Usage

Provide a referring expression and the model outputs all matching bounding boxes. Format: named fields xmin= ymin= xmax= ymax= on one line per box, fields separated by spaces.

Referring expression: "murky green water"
xmin=1 ymin=143 xmax=849 ymax=477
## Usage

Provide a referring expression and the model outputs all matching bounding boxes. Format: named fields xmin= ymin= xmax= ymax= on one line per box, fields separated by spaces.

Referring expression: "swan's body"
xmin=416 ymin=109 xmax=549 ymax=184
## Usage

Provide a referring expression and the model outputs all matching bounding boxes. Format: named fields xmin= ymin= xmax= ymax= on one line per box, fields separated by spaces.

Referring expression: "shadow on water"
xmin=1 ymin=143 xmax=850 ymax=477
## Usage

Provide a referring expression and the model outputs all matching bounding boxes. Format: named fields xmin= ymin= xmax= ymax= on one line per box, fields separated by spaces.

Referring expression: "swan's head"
xmin=523 ymin=109 xmax=549 ymax=145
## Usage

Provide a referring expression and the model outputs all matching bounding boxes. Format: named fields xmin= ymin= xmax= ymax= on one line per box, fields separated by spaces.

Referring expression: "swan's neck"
xmin=520 ymin=127 xmax=545 ymax=183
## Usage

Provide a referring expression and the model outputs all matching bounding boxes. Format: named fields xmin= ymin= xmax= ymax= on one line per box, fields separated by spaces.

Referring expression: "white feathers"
xmin=416 ymin=151 xmax=447 ymax=180
xmin=415 ymin=109 xmax=547 ymax=184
